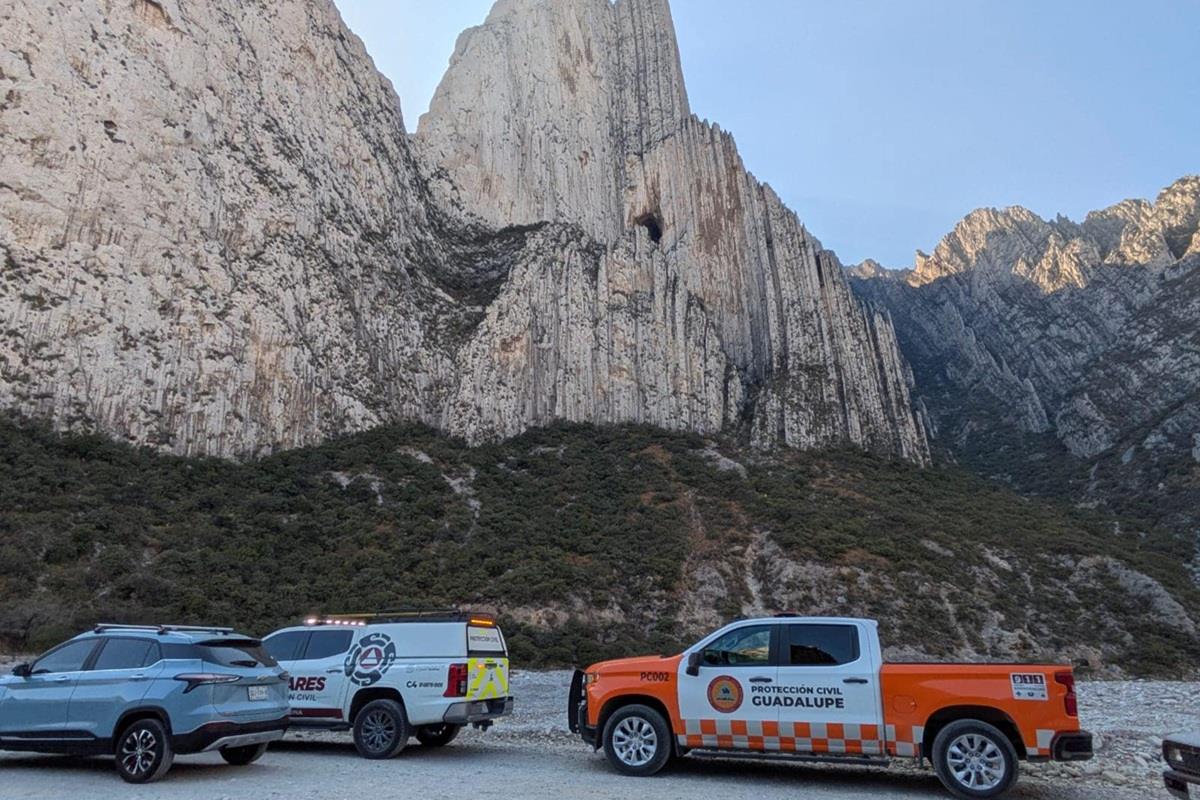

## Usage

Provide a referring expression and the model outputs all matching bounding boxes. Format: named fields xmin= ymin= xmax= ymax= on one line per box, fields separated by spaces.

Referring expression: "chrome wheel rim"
xmin=947 ymin=733 xmax=1006 ymax=790
xmin=362 ymin=710 xmax=397 ymax=752
xmin=120 ymin=728 xmax=157 ymax=776
xmin=612 ymin=716 xmax=658 ymax=767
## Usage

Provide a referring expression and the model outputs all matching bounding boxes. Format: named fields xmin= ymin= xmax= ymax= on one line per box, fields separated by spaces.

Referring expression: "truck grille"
xmin=1166 ymin=741 xmax=1200 ymax=776
xmin=567 ymin=669 xmax=584 ymax=734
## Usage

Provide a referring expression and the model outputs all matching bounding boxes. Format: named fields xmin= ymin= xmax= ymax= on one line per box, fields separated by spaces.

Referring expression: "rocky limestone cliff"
xmin=0 ymin=0 xmax=460 ymax=456
xmin=418 ymin=0 xmax=927 ymax=459
xmin=0 ymin=0 xmax=927 ymax=462
xmin=852 ymin=176 xmax=1200 ymax=536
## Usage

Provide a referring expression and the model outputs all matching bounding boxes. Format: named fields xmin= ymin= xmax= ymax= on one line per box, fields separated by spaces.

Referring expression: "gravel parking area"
xmin=0 ymin=661 xmax=1194 ymax=799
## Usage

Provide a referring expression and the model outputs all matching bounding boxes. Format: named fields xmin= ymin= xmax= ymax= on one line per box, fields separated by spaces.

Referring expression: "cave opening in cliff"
xmin=635 ymin=211 xmax=664 ymax=244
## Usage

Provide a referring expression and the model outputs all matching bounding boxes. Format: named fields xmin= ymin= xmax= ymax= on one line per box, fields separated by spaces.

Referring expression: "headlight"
xmin=584 ymin=672 xmax=600 ymax=685
xmin=1166 ymin=745 xmax=1184 ymax=765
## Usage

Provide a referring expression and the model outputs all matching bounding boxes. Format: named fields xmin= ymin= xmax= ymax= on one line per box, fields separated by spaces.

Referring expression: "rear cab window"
xmin=264 ymin=630 xmax=309 ymax=662
xmin=784 ymin=623 xmax=861 ymax=666
xmin=303 ymin=630 xmax=353 ymax=660
xmin=467 ymin=623 xmax=507 ymax=657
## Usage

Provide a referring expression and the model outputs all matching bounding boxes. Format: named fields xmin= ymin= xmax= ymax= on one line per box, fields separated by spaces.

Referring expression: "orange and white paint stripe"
xmin=678 ymin=720 xmax=886 ymax=756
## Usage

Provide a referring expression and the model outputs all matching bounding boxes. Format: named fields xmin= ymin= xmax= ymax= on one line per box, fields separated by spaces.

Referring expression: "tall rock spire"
xmin=419 ymin=0 xmax=929 ymax=462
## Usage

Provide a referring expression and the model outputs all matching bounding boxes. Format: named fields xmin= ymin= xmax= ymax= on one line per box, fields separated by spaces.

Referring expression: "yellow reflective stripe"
xmin=466 ymin=658 xmax=509 ymax=700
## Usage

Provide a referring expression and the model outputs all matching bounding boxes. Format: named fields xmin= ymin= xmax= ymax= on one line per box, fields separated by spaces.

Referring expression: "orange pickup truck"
xmin=568 ymin=616 xmax=1092 ymax=799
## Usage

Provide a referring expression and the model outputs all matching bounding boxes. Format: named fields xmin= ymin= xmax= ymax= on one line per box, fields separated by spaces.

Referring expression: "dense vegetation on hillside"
xmin=1 ymin=416 xmax=1197 ymax=674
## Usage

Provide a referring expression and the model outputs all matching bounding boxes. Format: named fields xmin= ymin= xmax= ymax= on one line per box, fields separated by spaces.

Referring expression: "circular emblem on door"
xmin=707 ymin=675 xmax=743 ymax=713
xmin=344 ymin=632 xmax=397 ymax=687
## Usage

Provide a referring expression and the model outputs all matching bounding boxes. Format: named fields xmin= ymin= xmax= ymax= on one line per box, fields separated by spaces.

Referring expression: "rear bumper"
xmin=172 ymin=716 xmax=290 ymax=755
xmin=1166 ymin=769 xmax=1200 ymax=799
xmin=442 ymin=697 xmax=513 ymax=725
xmin=1052 ymin=731 xmax=1094 ymax=761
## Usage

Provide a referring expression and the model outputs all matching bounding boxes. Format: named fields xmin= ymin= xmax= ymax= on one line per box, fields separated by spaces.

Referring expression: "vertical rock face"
xmin=420 ymin=0 xmax=929 ymax=461
xmin=1 ymin=0 xmax=928 ymax=462
xmin=0 ymin=0 xmax=462 ymax=456
xmin=852 ymin=176 xmax=1200 ymax=530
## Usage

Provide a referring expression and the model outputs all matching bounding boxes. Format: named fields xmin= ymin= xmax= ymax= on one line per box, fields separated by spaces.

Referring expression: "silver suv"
xmin=0 ymin=624 xmax=290 ymax=782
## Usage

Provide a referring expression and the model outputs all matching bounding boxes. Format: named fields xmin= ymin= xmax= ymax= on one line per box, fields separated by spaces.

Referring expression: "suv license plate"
xmin=248 ymin=685 xmax=269 ymax=701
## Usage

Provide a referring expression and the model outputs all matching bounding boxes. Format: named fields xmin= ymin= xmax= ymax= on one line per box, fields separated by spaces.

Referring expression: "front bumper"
xmin=1166 ymin=769 xmax=1200 ymax=799
xmin=442 ymin=697 xmax=513 ymax=725
xmin=172 ymin=716 xmax=290 ymax=755
xmin=568 ymin=669 xmax=597 ymax=746
xmin=1052 ymin=731 xmax=1094 ymax=761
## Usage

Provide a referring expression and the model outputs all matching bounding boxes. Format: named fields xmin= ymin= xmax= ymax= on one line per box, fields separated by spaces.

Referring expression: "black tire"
xmin=415 ymin=724 xmax=462 ymax=747
xmin=220 ymin=742 xmax=268 ymax=766
xmin=352 ymin=699 xmax=410 ymax=759
xmin=115 ymin=718 xmax=174 ymax=784
xmin=931 ymin=719 xmax=1020 ymax=799
xmin=601 ymin=704 xmax=672 ymax=777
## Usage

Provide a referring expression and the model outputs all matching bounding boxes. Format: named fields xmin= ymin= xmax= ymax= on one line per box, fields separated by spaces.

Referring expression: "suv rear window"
xmin=169 ymin=639 xmax=277 ymax=668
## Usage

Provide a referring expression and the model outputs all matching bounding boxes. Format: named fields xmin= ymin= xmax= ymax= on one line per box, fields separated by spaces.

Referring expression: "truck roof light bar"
xmin=303 ymin=610 xmax=495 ymax=626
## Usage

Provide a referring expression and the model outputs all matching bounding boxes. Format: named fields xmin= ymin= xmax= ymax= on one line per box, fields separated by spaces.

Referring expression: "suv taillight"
xmin=174 ymin=673 xmax=240 ymax=694
xmin=444 ymin=663 xmax=469 ymax=698
xmin=1054 ymin=670 xmax=1077 ymax=717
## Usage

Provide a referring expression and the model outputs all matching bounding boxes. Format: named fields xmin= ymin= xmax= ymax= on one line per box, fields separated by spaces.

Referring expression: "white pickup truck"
xmin=263 ymin=611 xmax=512 ymax=758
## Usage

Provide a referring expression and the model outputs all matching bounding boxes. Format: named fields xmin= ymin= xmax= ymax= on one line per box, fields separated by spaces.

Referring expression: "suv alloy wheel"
xmin=115 ymin=718 xmax=175 ymax=783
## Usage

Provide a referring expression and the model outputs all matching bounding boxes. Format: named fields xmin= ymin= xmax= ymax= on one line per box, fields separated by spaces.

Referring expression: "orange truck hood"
xmin=587 ymin=654 xmax=682 ymax=675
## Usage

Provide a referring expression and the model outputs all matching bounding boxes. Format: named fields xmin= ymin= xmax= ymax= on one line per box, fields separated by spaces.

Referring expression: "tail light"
xmin=174 ymin=673 xmax=240 ymax=694
xmin=1054 ymin=671 xmax=1077 ymax=717
xmin=444 ymin=663 xmax=469 ymax=697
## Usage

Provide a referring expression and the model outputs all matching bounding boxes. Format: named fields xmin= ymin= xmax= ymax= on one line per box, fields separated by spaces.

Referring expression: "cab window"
xmin=302 ymin=630 xmax=353 ymax=660
xmin=784 ymin=624 xmax=860 ymax=666
xmin=264 ymin=631 xmax=309 ymax=662
xmin=32 ymin=640 xmax=98 ymax=674
xmin=702 ymin=625 xmax=772 ymax=667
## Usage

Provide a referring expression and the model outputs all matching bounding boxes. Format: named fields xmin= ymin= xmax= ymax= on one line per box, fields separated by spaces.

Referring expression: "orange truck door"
xmin=771 ymin=621 xmax=886 ymax=756
xmin=676 ymin=622 xmax=777 ymax=751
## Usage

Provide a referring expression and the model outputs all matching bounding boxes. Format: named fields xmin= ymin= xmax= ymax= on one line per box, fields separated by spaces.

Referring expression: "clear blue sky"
xmin=335 ymin=0 xmax=1198 ymax=268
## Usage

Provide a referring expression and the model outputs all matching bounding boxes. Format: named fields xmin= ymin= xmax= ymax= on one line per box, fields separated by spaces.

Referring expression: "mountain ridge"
xmin=851 ymin=175 xmax=1200 ymax=544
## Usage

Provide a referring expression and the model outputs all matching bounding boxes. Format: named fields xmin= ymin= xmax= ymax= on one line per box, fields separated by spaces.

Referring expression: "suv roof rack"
xmin=93 ymin=623 xmax=236 ymax=636
xmin=304 ymin=610 xmax=495 ymax=627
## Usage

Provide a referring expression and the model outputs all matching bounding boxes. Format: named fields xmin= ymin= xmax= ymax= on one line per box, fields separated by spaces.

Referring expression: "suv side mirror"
xmin=686 ymin=651 xmax=702 ymax=677
xmin=11 ymin=663 xmax=31 ymax=678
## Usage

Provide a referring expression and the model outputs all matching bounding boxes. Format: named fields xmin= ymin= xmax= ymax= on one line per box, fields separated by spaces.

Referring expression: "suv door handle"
xmin=748 ymin=676 xmax=773 ymax=684
xmin=51 ymin=675 xmax=70 ymax=682
xmin=325 ymin=667 xmax=342 ymax=674
xmin=843 ymin=678 xmax=869 ymax=685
